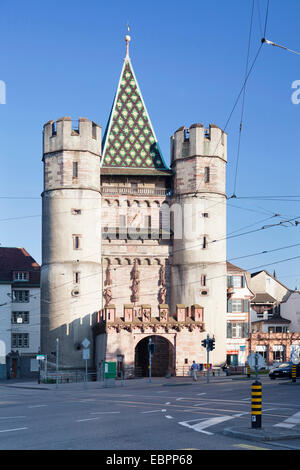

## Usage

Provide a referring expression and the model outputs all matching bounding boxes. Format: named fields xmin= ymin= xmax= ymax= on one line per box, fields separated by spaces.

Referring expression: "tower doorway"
xmin=134 ymin=335 xmax=175 ymax=377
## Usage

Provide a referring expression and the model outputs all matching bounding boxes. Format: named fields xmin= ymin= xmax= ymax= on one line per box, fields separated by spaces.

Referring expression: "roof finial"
xmin=125 ymin=23 xmax=131 ymax=59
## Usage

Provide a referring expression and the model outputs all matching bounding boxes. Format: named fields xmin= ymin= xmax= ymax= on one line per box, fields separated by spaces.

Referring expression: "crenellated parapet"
xmin=43 ymin=116 xmax=101 ymax=157
xmin=93 ymin=303 xmax=205 ymax=335
xmin=170 ymin=123 xmax=227 ymax=164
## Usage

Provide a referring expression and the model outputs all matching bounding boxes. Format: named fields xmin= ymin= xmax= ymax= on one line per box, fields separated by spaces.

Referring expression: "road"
xmin=0 ymin=375 xmax=300 ymax=451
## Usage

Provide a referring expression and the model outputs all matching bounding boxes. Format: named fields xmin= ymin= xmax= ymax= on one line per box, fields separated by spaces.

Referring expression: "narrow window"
xmin=73 ymin=235 xmax=81 ymax=250
xmin=204 ymin=167 xmax=210 ymax=183
xmin=202 ymin=212 xmax=209 ymax=218
xmin=92 ymin=122 xmax=97 ymax=139
xmin=74 ymin=272 xmax=80 ymax=284
xmin=73 ymin=162 xmax=78 ymax=178
xmin=202 ymin=236 xmax=207 ymax=249
xmin=72 ymin=209 xmax=82 ymax=215
xmin=201 ymin=275 xmax=206 ymax=287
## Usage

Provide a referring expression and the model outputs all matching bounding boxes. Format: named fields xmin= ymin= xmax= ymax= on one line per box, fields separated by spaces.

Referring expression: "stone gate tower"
xmin=41 ymin=117 xmax=102 ymax=368
xmin=170 ymin=124 xmax=227 ymax=364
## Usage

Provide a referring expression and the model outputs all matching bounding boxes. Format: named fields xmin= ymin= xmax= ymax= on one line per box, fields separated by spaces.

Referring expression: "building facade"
xmin=249 ymin=270 xmax=300 ymax=364
xmin=226 ymin=262 xmax=253 ymax=366
xmin=41 ymin=36 xmax=228 ymax=374
xmin=0 ymin=247 xmax=40 ymax=379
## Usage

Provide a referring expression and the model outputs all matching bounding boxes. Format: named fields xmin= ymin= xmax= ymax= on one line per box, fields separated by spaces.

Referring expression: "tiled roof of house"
xmin=251 ymin=293 xmax=277 ymax=304
xmin=226 ymin=261 xmax=246 ymax=273
xmin=0 ymin=247 xmax=40 ymax=284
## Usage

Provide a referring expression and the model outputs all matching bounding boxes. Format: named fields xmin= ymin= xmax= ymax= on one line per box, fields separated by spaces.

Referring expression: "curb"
xmin=223 ymin=426 xmax=300 ymax=442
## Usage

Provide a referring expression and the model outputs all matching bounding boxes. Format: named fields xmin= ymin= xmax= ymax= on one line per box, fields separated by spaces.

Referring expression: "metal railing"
xmin=40 ymin=371 xmax=98 ymax=384
xmin=175 ymin=366 xmax=225 ymax=377
xmin=101 ymin=186 xmax=171 ymax=197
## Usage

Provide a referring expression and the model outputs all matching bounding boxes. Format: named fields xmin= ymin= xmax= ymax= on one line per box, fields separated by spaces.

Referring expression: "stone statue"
xmin=159 ymin=286 xmax=167 ymax=304
xmin=103 ymin=287 xmax=112 ymax=306
xmin=143 ymin=309 xmax=151 ymax=321
xmin=160 ymin=264 xmax=166 ymax=287
xmin=104 ymin=263 xmax=112 ymax=287
xmin=131 ymin=259 xmax=140 ymax=302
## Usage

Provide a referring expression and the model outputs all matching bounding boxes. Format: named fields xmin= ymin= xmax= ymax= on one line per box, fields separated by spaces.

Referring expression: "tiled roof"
xmin=102 ymin=56 xmax=169 ymax=173
xmin=0 ymin=247 xmax=40 ymax=284
xmin=226 ymin=261 xmax=246 ymax=273
xmin=251 ymin=293 xmax=277 ymax=304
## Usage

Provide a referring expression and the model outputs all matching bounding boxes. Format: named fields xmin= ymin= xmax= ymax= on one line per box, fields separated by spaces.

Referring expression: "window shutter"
xmin=243 ymin=299 xmax=249 ymax=312
xmin=227 ymin=322 xmax=232 ymax=338
xmin=227 ymin=299 xmax=232 ymax=313
xmin=242 ymin=322 xmax=249 ymax=338
xmin=241 ymin=275 xmax=245 ymax=288
xmin=227 ymin=276 xmax=233 ymax=288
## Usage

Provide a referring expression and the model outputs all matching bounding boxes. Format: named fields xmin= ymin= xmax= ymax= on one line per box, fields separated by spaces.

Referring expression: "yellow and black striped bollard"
xmin=251 ymin=380 xmax=262 ymax=428
xmin=247 ymin=365 xmax=251 ymax=378
xmin=292 ymin=364 xmax=297 ymax=383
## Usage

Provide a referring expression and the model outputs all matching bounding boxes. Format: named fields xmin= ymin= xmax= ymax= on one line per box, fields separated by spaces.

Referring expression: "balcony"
xmin=101 ymin=186 xmax=171 ymax=197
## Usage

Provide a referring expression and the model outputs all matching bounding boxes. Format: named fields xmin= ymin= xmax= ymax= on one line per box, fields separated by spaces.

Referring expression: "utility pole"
xmin=148 ymin=337 xmax=156 ymax=383
xmin=148 ymin=337 xmax=152 ymax=383
xmin=206 ymin=334 xmax=210 ymax=384
xmin=56 ymin=338 xmax=59 ymax=389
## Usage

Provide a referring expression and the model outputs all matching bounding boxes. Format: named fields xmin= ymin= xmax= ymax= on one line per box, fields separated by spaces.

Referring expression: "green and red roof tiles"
xmin=102 ymin=58 xmax=168 ymax=171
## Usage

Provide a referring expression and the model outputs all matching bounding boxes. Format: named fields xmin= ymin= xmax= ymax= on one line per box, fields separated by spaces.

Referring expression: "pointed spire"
xmin=101 ymin=34 xmax=169 ymax=172
xmin=125 ymin=24 xmax=131 ymax=60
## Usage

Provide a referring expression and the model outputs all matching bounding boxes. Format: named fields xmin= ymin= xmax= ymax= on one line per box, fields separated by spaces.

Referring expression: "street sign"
xmin=36 ymin=354 xmax=45 ymax=360
xmin=81 ymin=338 xmax=90 ymax=349
xmin=291 ymin=346 xmax=300 ymax=364
xmin=82 ymin=349 xmax=90 ymax=360
xmin=247 ymin=353 xmax=265 ymax=370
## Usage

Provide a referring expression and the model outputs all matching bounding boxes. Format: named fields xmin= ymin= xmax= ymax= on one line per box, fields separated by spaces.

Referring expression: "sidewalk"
xmin=0 ymin=373 xmax=232 ymax=391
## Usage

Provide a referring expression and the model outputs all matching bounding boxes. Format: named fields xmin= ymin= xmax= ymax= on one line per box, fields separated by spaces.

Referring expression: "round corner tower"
xmin=170 ymin=123 xmax=227 ymax=365
xmin=41 ymin=116 xmax=102 ymax=368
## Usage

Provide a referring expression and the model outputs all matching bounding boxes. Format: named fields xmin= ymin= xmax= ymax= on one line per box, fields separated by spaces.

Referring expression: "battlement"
xmin=43 ymin=117 xmax=102 ymax=156
xmin=170 ymin=123 xmax=227 ymax=163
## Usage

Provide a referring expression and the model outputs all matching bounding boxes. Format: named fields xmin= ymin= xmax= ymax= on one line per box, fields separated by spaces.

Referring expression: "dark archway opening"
xmin=134 ymin=335 xmax=175 ymax=377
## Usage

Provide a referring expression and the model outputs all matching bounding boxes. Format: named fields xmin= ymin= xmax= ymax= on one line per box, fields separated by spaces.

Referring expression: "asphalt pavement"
xmin=0 ymin=374 xmax=300 ymax=451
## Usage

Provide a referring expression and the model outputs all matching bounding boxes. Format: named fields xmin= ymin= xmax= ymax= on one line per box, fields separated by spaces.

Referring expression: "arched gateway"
xmin=134 ymin=335 xmax=175 ymax=377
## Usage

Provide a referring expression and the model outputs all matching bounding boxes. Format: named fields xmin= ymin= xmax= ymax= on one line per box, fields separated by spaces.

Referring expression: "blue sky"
xmin=1 ymin=0 xmax=300 ymax=288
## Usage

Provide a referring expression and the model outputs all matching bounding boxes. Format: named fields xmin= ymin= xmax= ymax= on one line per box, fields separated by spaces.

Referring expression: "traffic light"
xmin=209 ymin=338 xmax=215 ymax=351
xmin=201 ymin=339 xmax=207 ymax=348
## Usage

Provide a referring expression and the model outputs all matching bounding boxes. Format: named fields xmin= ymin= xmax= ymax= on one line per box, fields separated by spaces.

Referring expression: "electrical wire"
xmin=232 ymin=0 xmax=255 ymax=197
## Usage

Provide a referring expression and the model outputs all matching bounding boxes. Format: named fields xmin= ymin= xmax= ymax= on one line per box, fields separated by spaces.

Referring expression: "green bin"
xmin=103 ymin=362 xmax=116 ymax=379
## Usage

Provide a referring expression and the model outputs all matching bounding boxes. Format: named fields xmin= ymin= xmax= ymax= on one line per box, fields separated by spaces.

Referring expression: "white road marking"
xmin=274 ymin=411 xmax=300 ymax=429
xmin=176 ymin=398 xmax=184 ymax=401
xmin=179 ymin=414 xmax=241 ymax=435
xmin=196 ymin=393 xmax=207 ymax=396
xmin=89 ymin=411 xmax=120 ymax=415
xmin=141 ymin=410 xmax=165 ymax=414
xmin=76 ymin=418 xmax=99 ymax=422
xmin=193 ymin=403 xmax=209 ymax=407
xmin=274 ymin=423 xmax=295 ymax=429
xmin=165 ymin=415 xmax=173 ymax=419
xmin=0 ymin=416 xmax=26 ymax=419
xmin=165 ymin=402 xmax=171 ymax=405
xmin=0 ymin=427 xmax=28 ymax=433
xmin=28 ymin=405 xmax=48 ymax=408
